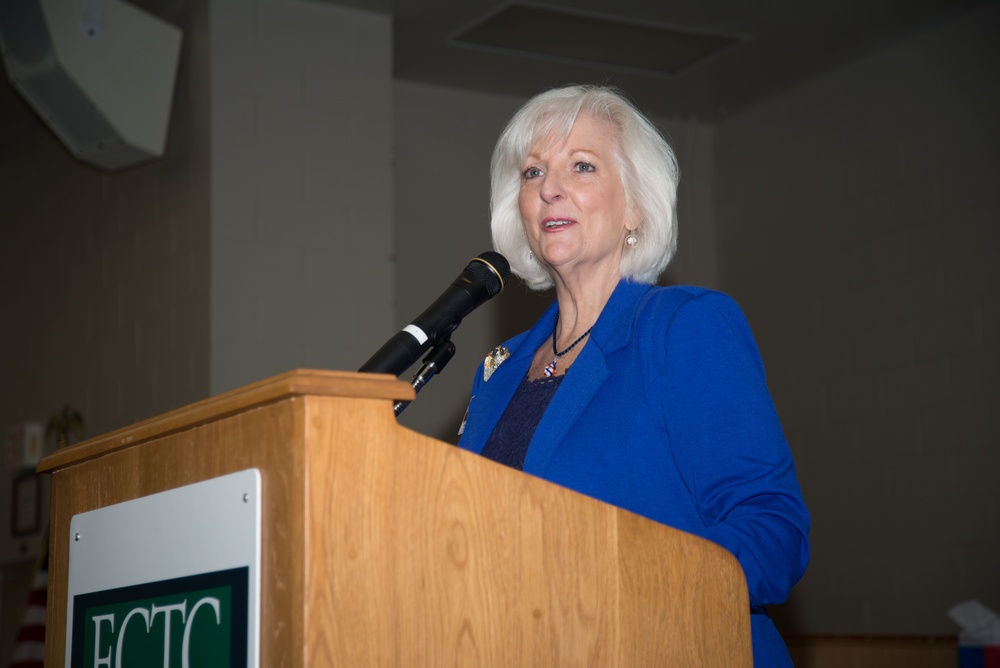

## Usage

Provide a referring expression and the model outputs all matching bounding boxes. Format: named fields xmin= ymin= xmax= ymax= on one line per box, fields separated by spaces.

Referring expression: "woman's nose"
xmin=540 ymin=172 xmax=564 ymax=202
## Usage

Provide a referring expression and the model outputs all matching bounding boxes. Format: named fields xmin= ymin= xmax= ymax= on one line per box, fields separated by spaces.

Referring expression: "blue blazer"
xmin=458 ymin=280 xmax=810 ymax=666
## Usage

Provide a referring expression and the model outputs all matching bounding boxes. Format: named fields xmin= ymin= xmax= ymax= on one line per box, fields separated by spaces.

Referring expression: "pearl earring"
xmin=625 ymin=231 xmax=638 ymax=248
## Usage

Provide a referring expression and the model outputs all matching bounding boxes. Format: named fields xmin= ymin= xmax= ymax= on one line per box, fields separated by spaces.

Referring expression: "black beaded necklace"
xmin=543 ymin=313 xmax=593 ymax=377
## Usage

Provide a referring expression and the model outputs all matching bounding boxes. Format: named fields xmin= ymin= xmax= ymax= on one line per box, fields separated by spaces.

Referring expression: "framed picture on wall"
xmin=11 ymin=473 xmax=41 ymax=536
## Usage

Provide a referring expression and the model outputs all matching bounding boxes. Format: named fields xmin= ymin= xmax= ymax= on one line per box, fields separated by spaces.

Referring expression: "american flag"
xmin=9 ymin=551 xmax=47 ymax=668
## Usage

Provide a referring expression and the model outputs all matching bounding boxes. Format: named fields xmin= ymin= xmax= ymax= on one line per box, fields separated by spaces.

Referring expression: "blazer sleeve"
xmin=647 ymin=290 xmax=810 ymax=606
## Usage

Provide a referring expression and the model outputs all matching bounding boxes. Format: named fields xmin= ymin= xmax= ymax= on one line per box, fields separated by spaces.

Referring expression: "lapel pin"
xmin=483 ymin=346 xmax=510 ymax=382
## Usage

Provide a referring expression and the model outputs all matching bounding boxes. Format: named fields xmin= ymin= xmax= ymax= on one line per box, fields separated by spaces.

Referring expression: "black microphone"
xmin=359 ymin=252 xmax=510 ymax=376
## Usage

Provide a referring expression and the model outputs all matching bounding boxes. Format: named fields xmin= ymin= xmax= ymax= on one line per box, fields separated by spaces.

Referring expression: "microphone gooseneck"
xmin=393 ymin=340 xmax=457 ymax=417
xmin=359 ymin=252 xmax=510 ymax=377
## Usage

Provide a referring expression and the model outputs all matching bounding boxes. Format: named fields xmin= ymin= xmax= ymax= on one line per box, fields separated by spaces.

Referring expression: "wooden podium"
xmin=38 ymin=369 xmax=751 ymax=666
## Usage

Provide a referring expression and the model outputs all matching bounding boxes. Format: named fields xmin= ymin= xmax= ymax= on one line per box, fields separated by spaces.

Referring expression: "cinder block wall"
xmin=391 ymin=83 xmax=530 ymax=441
xmin=0 ymin=1 xmax=392 ymax=659
xmin=0 ymin=0 xmax=211 ymax=566
xmin=715 ymin=3 xmax=1000 ymax=635
xmin=209 ymin=0 xmax=394 ymax=394
xmin=0 ymin=1 xmax=210 ymax=661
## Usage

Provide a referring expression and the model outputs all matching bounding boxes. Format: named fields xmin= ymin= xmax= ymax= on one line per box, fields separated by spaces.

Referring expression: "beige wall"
xmin=209 ymin=0 xmax=394 ymax=394
xmin=391 ymin=82 xmax=527 ymax=440
xmin=715 ymin=2 xmax=1000 ymax=635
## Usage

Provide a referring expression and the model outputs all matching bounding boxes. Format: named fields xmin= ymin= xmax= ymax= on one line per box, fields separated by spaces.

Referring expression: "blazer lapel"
xmin=522 ymin=280 xmax=652 ymax=475
xmin=461 ymin=303 xmax=558 ymax=454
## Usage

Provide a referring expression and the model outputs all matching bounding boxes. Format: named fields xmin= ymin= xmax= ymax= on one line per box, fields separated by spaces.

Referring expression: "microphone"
xmin=359 ymin=252 xmax=510 ymax=376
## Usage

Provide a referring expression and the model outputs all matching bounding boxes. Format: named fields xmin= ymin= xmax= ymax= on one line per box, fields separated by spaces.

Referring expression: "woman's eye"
xmin=575 ymin=162 xmax=595 ymax=173
xmin=523 ymin=166 xmax=543 ymax=179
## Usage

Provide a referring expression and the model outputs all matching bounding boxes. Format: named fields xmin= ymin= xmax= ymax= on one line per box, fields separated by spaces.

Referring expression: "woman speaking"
xmin=457 ymin=85 xmax=810 ymax=666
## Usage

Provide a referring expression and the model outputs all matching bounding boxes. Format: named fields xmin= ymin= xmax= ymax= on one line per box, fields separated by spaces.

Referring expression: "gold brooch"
xmin=483 ymin=346 xmax=510 ymax=382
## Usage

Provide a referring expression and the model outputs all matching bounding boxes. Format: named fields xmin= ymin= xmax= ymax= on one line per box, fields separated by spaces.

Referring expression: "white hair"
xmin=491 ymin=85 xmax=679 ymax=290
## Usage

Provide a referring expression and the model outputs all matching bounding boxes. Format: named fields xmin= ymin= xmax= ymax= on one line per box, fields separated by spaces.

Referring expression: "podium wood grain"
xmin=39 ymin=369 xmax=751 ymax=666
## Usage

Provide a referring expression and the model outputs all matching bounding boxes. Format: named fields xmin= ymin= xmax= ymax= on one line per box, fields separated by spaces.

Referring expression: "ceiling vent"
xmin=451 ymin=4 xmax=743 ymax=76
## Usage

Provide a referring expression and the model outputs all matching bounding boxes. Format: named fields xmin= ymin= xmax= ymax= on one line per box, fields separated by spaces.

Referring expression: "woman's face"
xmin=518 ymin=113 xmax=636 ymax=285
